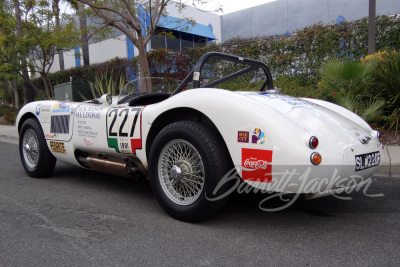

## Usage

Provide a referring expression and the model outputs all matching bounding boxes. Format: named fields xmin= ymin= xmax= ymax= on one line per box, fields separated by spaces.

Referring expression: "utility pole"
xmin=368 ymin=0 xmax=376 ymax=55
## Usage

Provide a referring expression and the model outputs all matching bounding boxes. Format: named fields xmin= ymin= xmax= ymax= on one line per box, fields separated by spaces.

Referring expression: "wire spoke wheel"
xmin=22 ymin=128 xmax=40 ymax=169
xmin=149 ymin=121 xmax=232 ymax=222
xmin=19 ymin=118 xmax=57 ymax=178
xmin=158 ymin=140 xmax=205 ymax=205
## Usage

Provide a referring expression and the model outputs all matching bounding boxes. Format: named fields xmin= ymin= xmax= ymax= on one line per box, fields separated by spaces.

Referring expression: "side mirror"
xmin=100 ymin=94 xmax=112 ymax=105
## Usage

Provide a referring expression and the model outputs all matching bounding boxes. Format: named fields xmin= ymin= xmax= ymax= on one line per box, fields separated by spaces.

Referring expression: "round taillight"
xmin=310 ymin=152 xmax=322 ymax=165
xmin=309 ymin=136 xmax=319 ymax=149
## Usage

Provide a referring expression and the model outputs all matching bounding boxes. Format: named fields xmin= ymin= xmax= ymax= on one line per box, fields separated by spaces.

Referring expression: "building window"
xmin=150 ymin=27 xmax=209 ymax=51
xmin=151 ymin=34 xmax=166 ymax=49
xmin=166 ymin=34 xmax=180 ymax=51
xmin=181 ymin=32 xmax=194 ymax=49
xmin=194 ymin=35 xmax=207 ymax=47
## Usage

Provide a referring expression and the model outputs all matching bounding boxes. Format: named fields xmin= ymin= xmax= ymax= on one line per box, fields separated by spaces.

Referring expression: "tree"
xmin=25 ymin=0 xmax=80 ymax=99
xmin=0 ymin=0 xmax=21 ymax=107
xmin=78 ymin=2 xmax=90 ymax=65
xmin=72 ymin=0 xmax=216 ymax=92
xmin=52 ymin=0 xmax=65 ymax=70
xmin=1 ymin=0 xmax=80 ymax=102
xmin=13 ymin=0 xmax=35 ymax=104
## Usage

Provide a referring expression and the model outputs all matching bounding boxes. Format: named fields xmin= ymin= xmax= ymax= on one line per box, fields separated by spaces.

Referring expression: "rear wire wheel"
xmin=158 ymin=139 xmax=205 ymax=206
xmin=149 ymin=121 xmax=233 ymax=222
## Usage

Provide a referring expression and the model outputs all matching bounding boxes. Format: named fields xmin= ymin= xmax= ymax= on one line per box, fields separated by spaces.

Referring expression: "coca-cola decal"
xmin=242 ymin=148 xmax=273 ymax=182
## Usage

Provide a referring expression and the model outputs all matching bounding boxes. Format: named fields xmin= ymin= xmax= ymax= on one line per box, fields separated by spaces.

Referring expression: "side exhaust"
xmin=86 ymin=157 xmax=141 ymax=178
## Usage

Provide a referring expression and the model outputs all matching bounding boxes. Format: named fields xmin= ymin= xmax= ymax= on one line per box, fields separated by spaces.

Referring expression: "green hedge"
xmin=34 ymin=15 xmax=400 ymax=95
xmin=32 ymin=57 xmax=129 ymax=90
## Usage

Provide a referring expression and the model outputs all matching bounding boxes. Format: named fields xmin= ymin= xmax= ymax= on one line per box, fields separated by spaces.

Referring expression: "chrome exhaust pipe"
xmin=86 ymin=157 xmax=140 ymax=178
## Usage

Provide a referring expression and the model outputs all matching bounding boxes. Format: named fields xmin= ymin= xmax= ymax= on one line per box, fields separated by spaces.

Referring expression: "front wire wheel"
xmin=149 ymin=121 xmax=232 ymax=222
xmin=19 ymin=118 xmax=57 ymax=178
xmin=22 ymin=128 xmax=40 ymax=169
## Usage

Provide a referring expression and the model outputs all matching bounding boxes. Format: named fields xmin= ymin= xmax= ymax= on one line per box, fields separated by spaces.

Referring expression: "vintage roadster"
xmin=17 ymin=52 xmax=383 ymax=221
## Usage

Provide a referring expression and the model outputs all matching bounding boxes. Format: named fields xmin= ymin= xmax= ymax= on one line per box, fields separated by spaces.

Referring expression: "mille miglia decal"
xmin=106 ymin=107 xmax=143 ymax=154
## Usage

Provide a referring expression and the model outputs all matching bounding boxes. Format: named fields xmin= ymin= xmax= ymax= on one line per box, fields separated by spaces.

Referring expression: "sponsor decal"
xmin=242 ymin=148 xmax=273 ymax=183
xmin=237 ymin=131 xmax=249 ymax=143
xmin=41 ymin=105 xmax=51 ymax=113
xmin=237 ymin=128 xmax=266 ymax=144
xmin=50 ymin=141 xmax=66 ymax=154
xmin=40 ymin=115 xmax=50 ymax=123
xmin=36 ymin=104 xmax=41 ymax=116
xmin=83 ymin=138 xmax=93 ymax=146
xmin=251 ymin=128 xmax=265 ymax=144
xmin=355 ymin=151 xmax=380 ymax=171
xmin=45 ymin=134 xmax=54 ymax=139
xmin=52 ymin=102 xmax=71 ymax=113
xmin=106 ymin=107 xmax=143 ymax=154
xmin=75 ymin=106 xmax=104 ymax=119
xmin=77 ymin=120 xmax=98 ymax=139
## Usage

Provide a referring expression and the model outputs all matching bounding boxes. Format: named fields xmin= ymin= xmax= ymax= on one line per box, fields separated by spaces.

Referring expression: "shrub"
xmin=318 ymin=56 xmax=384 ymax=123
xmin=364 ymin=49 xmax=400 ymax=131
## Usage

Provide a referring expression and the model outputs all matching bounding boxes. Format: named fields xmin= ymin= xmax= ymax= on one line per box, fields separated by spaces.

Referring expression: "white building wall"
xmin=49 ymin=55 xmax=60 ymax=74
xmin=64 ymin=48 xmax=80 ymax=69
xmin=89 ymin=36 xmax=128 ymax=64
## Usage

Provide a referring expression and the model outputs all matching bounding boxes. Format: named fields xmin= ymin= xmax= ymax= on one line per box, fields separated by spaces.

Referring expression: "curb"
xmin=0 ymin=135 xmax=18 ymax=144
xmin=0 ymin=125 xmax=18 ymax=144
xmin=380 ymin=146 xmax=400 ymax=177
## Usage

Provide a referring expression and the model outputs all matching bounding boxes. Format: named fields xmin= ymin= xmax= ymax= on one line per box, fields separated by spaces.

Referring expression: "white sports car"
xmin=17 ymin=52 xmax=383 ymax=221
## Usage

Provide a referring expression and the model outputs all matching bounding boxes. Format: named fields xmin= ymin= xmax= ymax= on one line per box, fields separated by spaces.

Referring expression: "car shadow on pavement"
xmin=49 ymin=161 xmax=400 ymax=222
xmin=51 ymin=161 xmax=154 ymax=199
xmin=220 ymin=177 xmax=400 ymax=219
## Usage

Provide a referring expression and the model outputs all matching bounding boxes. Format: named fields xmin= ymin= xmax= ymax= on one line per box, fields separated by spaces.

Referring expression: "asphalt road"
xmin=0 ymin=141 xmax=399 ymax=266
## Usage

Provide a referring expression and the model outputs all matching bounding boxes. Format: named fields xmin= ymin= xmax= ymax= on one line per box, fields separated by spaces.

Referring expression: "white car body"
xmin=16 ymin=52 xmax=383 ymax=221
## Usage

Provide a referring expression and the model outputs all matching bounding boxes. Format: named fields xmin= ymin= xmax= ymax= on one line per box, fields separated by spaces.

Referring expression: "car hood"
xmin=236 ymin=92 xmax=377 ymax=148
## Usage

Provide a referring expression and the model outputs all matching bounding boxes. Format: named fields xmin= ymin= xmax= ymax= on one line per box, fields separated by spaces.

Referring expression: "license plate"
xmin=355 ymin=151 xmax=380 ymax=171
xmin=50 ymin=141 xmax=66 ymax=154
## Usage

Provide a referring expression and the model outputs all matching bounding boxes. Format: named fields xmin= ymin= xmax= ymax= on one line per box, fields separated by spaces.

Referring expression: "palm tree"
xmin=321 ymin=56 xmax=384 ymax=122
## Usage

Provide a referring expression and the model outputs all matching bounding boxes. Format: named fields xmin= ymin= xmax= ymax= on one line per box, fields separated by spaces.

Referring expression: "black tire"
xmin=19 ymin=118 xmax=57 ymax=178
xmin=149 ymin=121 xmax=233 ymax=222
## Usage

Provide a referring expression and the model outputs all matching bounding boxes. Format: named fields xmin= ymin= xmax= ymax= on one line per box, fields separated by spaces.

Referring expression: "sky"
xmin=61 ymin=1 xmax=278 ymax=15
xmin=190 ymin=0 xmax=277 ymax=14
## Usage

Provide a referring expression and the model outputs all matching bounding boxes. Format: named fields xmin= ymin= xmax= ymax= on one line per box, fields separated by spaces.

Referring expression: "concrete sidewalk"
xmin=1 ymin=124 xmax=399 ymax=177
xmin=376 ymin=145 xmax=400 ymax=178
xmin=0 ymin=125 xmax=18 ymax=144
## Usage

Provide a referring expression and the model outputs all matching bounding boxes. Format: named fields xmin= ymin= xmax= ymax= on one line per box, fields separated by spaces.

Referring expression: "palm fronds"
xmin=89 ymin=68 xmax=126 ymax=98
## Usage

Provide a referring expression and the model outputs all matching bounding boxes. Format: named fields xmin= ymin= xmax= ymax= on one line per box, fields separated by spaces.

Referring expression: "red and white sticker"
xmin=242 ymin=148 xmax=273 ymax=183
